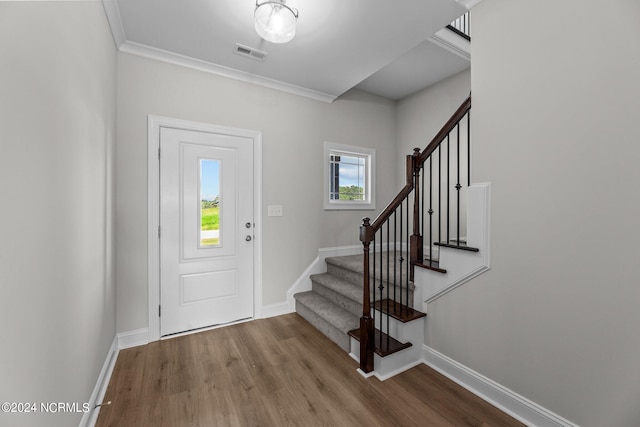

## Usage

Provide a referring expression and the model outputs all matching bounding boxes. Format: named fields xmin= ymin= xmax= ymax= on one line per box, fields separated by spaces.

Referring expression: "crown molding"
xmin=429 ymin=28 xmax=470 ymax=61
xmin=101 ymin=0 xmax=336 ymax=103
xmin=101 ymin=0 xmax=126 ymax=48
xmin=119 ymin=41 xmax=337 ymax=103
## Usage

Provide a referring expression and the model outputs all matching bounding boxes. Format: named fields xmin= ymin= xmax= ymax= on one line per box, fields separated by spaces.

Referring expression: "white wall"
xmin=115 ymin=53 xmax=398 ymax=332
xmin=426 ymin=1 xmax=640 ymax=425
xmin=0 ymin=3 xmax=117 ymax=427
xmin=396 ymin=68 xmax=471 ymax=179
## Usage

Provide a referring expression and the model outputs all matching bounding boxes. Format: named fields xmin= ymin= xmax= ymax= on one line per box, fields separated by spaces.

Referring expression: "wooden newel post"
xmin=359 ymin=217 xmax=375 ymax=373
xmin=410 ymin=148 xmax=423 ymax=281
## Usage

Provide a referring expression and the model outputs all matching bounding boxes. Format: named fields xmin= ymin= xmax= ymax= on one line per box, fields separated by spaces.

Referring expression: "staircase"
xmin=294 ymin=254 xmax=415 ymax=353
xmin=293 ymin=242 xmax=488 ymax=381
xmin=294 ymin=94 xmax=488 ymax=380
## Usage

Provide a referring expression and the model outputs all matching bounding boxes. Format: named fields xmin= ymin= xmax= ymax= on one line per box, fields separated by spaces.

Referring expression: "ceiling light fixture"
xmin=254 ymin=0 xmax=298 ymax=44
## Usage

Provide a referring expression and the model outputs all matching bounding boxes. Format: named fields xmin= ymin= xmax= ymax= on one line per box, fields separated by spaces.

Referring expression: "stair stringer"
xmin=414 ymin=182 xmax=491 ymax=312
xmin=349 ymin=310 xmax=425 ymax=381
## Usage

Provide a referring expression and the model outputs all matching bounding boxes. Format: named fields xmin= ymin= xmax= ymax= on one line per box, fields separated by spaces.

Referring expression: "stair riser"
xmin=372 ymin=308 xmax=424 ymax=343
xmin=327 ymin=253 xmax=417 ymax=283
xmin=350 ymin=313 xmax=425 ymax=381
xmin=295 ymin=300 xmax=354 ymax=352
xmin=312 ymin=281 xmax=362 ymax=317
xmin=326 ymin=263 xmax=363 ymax=287
xmin=327 ymin=263 xmax=415 ymax=301
xmin=351 ymin=335 xmax=423 ymax=381
xmin=309 ymin=273 xmax=362 ymax=305
xmin=313 ymin=277 xmax=414 ymax=312
xmin=310 ymin=277 xmax=415 ymax=322
xmin=371 ymin=285 xmax=415 ymax=309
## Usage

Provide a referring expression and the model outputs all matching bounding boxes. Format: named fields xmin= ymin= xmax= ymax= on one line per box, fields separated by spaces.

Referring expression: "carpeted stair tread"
xmin=294 ymin=291 xmax=359 ymax=352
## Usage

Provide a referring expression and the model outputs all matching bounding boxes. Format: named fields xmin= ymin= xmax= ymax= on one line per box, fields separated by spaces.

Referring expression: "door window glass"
xmin=200 ymin=159 xmax=221 ymax=247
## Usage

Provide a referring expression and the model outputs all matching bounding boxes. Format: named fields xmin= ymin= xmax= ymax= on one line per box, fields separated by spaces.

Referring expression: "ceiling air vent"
xmin=234 ymin=44 xmax=268 ymax=61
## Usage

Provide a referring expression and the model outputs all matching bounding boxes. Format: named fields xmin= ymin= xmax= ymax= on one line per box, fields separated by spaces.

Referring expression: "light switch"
xmin=268 ymin=205 xmax=283 ymax=217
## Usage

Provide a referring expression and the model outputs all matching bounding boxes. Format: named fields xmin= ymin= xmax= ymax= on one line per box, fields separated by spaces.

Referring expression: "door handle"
xmin=246 ymin=235 xmax=252 ymax=242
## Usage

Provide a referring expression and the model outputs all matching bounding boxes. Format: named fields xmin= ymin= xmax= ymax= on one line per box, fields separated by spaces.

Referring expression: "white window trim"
xmin=323 ymin=141 xmax=376 ymax=210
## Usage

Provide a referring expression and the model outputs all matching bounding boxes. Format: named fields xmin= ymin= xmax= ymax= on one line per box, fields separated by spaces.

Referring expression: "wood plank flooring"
xmin=96 ymin=313 xmax=524 ymax=427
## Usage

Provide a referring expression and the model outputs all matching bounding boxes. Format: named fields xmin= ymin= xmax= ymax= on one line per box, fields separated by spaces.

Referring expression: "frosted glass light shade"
xmin=254 ymin=1 xmax=298 ymax=44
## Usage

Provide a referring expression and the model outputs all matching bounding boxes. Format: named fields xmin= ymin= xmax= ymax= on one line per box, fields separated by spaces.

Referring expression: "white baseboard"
xmin=117 ymin=302 xmax=292 ymax=349
xmin=422 ymin=345 xmax=578 ymax=427
xmin=260 ymin=301 xmax=293 ymax=318
xmin=117 ymin=328 xmax=149 ymax=349
xmin=286 ymin=255 xmax=321 ymax=312
xmin=79 ymin=336 xmax=119 ymax=427
xmin=373 ymin=359 xmax=424 ymax=382
xmin=286 ymin=245 xmax=362 ymax=312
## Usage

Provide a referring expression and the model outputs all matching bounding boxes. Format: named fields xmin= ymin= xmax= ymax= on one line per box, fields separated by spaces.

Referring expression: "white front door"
xmin=159 ymin=127 xmax=254 ymax=336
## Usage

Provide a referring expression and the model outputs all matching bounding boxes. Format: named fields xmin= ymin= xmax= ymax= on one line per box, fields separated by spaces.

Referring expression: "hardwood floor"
xmin=96 ymin=314 xmax=524 ymax=427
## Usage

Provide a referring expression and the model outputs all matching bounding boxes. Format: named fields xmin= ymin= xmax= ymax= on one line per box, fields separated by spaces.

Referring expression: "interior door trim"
xmin=147 ymin=115 xmax=263 ymax=342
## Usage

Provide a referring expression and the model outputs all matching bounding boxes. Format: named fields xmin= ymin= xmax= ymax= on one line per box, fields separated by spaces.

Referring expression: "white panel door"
xmin=160 ymin=127 xmax=254 ymax=336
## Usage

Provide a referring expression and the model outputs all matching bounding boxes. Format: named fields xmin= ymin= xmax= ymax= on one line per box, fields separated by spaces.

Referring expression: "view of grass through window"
xmin=200 ymin=159 xmax=220 ymax=247
xmin=330 ymin=154 xmax=365 ymax=201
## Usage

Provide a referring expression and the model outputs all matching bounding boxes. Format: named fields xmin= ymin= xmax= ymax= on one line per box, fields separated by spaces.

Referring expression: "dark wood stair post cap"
xmin=360 ymin=217 xmax=373 ymax=242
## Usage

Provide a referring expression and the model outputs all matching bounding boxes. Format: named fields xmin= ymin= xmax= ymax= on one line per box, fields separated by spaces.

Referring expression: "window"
xmin=324 ymin=142 xmax=375 ymax=210
xmin=199 ymin=158 xmax=221 ymax=247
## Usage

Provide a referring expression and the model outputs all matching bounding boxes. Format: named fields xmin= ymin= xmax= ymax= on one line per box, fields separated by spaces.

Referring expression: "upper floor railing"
xmin=448 ymin=12 xmax=470 ymax=40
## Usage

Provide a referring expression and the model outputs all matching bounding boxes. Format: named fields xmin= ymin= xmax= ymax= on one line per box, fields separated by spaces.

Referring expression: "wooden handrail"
xmin=371 ymin=185 xmax=412 ymax=231
xmin=418 ymin=96 xmax=471 ymax=165
xmin=370 ymin=150 xmax=419 ymax=232
xmin=367 ymin=96 xmax=470 ymax=234
xmin=358 ymin=95 xmax=471 ymax=374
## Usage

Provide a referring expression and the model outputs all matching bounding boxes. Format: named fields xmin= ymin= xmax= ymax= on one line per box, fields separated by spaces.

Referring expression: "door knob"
xmin=246 ymin=235 xmax=252 ymax=241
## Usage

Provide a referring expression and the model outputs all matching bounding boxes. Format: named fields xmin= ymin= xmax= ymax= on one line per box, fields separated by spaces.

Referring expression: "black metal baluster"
xmin=467 ymin=111 xmax=471 ymax=187
xmin=379 ymin=225 xmax=383 ymax=347
xmin=405 ymin=197 xmax=409 ymax=311
xmin=447 ymin=134 xmax=450 ymax=244
xmin=456 ymin=123 xmax=461 ymax=245
xmin=428 ymin=155 xmax=433 ymax=267
xmin=414 ymin=167 xmax=425 ymax=252
xmin=393 ymin=210 xmax=397 ymax=307
xmin=386 ymin=220 xmax=390 ymax=349
xmin=399 ymin=202 xmax=404 ymax=310
xmin=372 ymin=234 xmax=376 ymax=329
xmin=438 ymin=145 xmax=442 ymax=247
